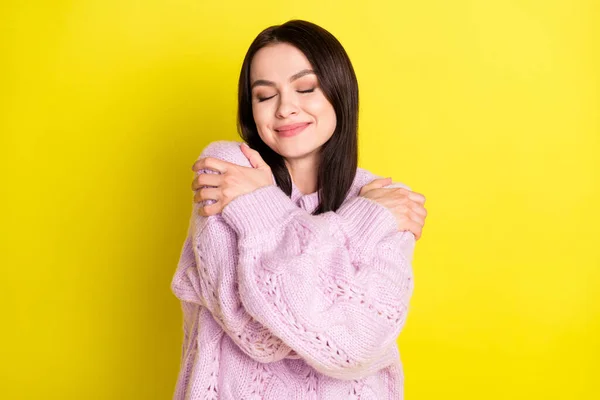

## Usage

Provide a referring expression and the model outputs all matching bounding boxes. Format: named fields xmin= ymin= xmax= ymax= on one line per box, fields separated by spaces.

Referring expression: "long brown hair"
xmin=237 ymin=20 xmax=359 ymax=215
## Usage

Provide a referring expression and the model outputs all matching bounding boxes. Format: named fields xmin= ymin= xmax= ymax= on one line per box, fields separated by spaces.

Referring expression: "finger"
xmin=392 ymin=187 xmax=411 ymax=195
xmin=409 ymin=203 xmax=428 ymax=218
xmin=197 ymin=200 xmax=224 ymax=217
xmin=192 ymin=157 xmax=228 ymax=174
xmin=194 ymin=187 xmax=220 ymax=203
xmin=240 ymin=143 xmax=268 ymax=169
xmin=192 ymin=173 xmax=223 ymax=191
xmin=407 ymin=208 xmax=425 ymax=227
xmin=360 ymin=177 xmax=392 ymax=195
xmin=372 ymin=177 xmax=393 ymax=188
xmin=405 ymin=219 xmax=422 ymax=241
xmin=407 ymin=191 xmax=426 ymax=204
xmin=362 ymin=186 xmax=397 ymax=199
xmin=191 ymin=158 xmax=207 ymax=172
xmin=376 ymin=187 xmax=410 ymax=202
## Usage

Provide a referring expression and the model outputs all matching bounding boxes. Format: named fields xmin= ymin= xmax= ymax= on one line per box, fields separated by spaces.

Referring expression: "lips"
xmin=275 ymin=122 xmax=311 ymax=132
xmin=275 ymin=122 xmax=311 ymax=138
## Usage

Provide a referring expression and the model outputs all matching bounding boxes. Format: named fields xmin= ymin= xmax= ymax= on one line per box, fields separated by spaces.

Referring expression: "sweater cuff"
xmin=336 ymin=196 xmax=399 ymax=254
xmin=221 ymin=185 xmax=298 ymax=238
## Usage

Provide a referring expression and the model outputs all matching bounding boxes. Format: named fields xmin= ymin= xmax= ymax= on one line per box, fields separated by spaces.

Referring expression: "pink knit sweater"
xmin=171 ymin=140 xmax=415 ymax=399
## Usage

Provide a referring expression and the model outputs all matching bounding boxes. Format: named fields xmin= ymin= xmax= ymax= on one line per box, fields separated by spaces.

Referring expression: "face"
xmin=249 ymin=43 xmax=337 ymax=163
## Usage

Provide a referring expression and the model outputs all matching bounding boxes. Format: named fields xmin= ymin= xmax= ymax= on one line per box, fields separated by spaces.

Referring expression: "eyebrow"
xmin=251 ymin=69 xmax=315 ymax=90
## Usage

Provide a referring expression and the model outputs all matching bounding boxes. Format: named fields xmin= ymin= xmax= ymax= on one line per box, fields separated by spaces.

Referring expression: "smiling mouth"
xmin=275 ymin=122 xmax=311 ymax=137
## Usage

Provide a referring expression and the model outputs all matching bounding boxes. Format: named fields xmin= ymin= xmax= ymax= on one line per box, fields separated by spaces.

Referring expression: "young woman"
xmin=171 ymin=20 xmax=427 ymax=399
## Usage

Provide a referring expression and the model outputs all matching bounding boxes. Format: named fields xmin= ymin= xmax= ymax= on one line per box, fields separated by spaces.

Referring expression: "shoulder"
xmin=198 ymin=140 xmax=252 ymax=168
xmin=197 ymin=141 xmax=412 ymax=191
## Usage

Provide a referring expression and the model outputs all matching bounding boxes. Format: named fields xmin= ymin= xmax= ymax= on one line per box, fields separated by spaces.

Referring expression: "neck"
xmin=284 ymin=154 xmax=319 ymax=195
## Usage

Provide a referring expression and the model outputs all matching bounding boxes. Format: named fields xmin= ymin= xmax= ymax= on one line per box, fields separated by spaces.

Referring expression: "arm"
xmin=221 ymin=185 xmax=415 ymax=380
xmin=171 ymin=142 xmax=297 ymax=363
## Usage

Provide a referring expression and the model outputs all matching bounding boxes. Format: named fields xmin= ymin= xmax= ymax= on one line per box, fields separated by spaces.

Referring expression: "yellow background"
xmin=1 ymin=1 xmax=598 ymax=399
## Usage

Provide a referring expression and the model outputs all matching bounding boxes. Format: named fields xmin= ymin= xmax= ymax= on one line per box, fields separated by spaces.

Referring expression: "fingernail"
xmin=241 ymin=142 xmax=249 ymax=148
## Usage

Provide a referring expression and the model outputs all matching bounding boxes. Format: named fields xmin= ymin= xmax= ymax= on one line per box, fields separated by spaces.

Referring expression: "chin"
xmin=276 ymin=143 xmax=322 ymax=160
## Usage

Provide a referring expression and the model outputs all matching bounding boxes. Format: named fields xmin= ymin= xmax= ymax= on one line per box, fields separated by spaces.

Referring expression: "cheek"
xmin=308 ymin=97 xmax=336 ymax=132
xmin=252 ymin=105 xmax=273 ymax=142
xmin=325 ymin=104 xmax=337 ymax=129
xmin=252 ymin=105 xmax=268 ymax=129
xmin=306 ymin=94 xmax=331 ymax=114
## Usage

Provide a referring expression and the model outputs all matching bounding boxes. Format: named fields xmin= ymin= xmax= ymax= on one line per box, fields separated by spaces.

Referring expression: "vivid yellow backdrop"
xmin=1 ymin=1 xmax=598 ymax=399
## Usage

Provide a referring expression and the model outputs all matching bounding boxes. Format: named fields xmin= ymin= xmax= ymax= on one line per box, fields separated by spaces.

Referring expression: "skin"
xmin=191 ymin=43 xmax=428 ymax=239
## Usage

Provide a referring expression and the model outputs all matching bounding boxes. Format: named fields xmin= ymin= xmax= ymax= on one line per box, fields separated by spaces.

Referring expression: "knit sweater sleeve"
xmin=220 ymin=185 xmax=415 ymax=381
xmin=170 ymin=142 xmax=296 ymax=363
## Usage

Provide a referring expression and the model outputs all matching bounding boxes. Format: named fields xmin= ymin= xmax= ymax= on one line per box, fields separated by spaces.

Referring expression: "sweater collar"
xmin=290 ymin=180 xmax=321 ymax=212
xmin=283 ymin=168 xmax=370 ymax=213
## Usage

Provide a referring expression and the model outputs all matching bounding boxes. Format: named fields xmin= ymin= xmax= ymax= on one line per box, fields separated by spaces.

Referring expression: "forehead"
xmin=250 ymin=43 xmax=313 ymax=82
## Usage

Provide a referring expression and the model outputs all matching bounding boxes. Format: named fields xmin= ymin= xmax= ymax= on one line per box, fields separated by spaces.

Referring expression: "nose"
xmin=275 ymin=92 xmax=299 ymax=119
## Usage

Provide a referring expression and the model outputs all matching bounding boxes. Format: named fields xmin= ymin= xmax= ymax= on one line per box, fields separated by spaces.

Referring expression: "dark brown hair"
xmin=237 ymin=20 xmax=359 ymax=215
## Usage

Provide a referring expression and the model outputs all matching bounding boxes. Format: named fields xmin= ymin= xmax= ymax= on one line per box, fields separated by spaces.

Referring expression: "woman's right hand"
xmin=359 ymin=178 xmax=428 ymax=240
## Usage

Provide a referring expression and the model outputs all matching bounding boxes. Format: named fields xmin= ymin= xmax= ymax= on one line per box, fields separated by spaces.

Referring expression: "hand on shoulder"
xmin=190 ymin=141 xmax=274 ymax=217
xmin=360 ymin=177 xmax=428 ymax=240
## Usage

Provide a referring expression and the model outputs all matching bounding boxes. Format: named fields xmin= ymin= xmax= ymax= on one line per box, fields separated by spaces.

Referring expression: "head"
xmin=237 ymin=20 xmax=359 ymax=214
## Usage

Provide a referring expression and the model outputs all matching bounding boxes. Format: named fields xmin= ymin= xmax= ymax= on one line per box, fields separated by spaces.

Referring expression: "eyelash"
xmin=257 ymin=88 xmax=315 ymax=103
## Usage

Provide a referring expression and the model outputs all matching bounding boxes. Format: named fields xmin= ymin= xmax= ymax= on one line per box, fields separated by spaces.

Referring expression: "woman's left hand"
xmin=191 ymin=143 xmax=274 ymax=216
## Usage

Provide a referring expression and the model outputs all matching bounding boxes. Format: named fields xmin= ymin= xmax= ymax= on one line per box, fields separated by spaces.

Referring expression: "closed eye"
xmin=257 ymin=94 xmax=276 ymax=102
xmin=257 ymin=88 xmax=315 ymax=102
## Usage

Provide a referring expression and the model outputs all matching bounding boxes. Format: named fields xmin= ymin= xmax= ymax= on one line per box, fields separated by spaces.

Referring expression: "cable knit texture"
xmin=171 ymin=140 xmax=415 ymax=399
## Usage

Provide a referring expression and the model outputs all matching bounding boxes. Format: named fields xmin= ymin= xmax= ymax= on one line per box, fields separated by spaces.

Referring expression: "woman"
xmin=171 ymin=20 xmax=427 ymax=399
